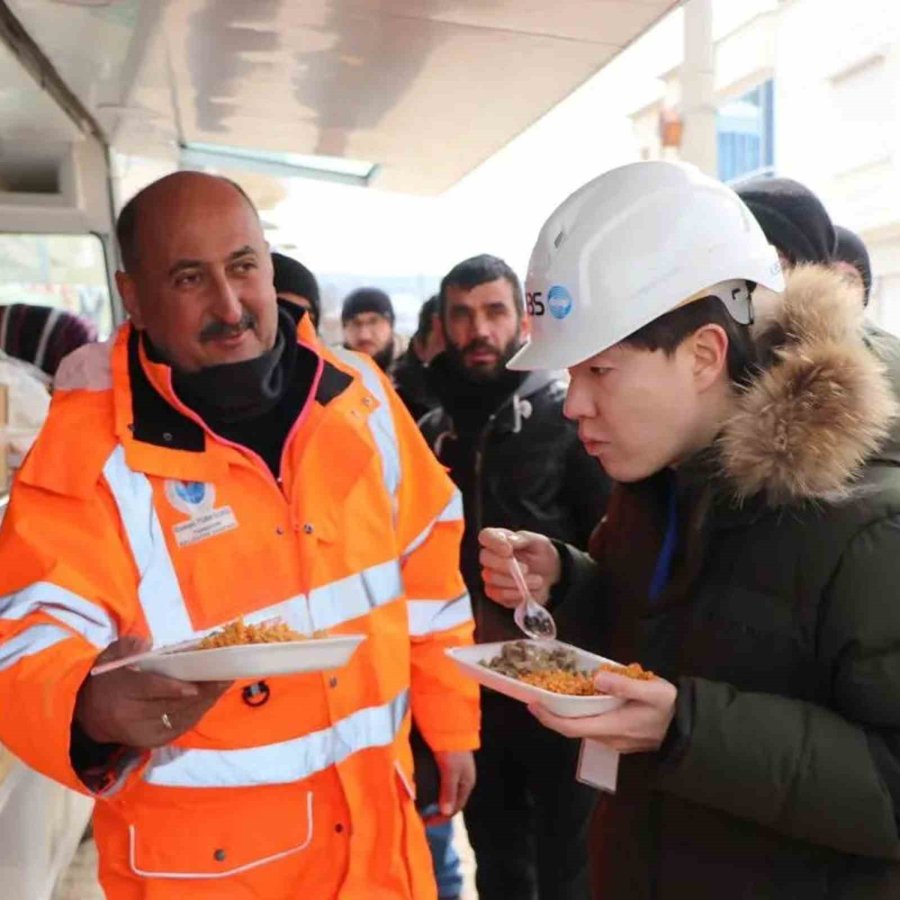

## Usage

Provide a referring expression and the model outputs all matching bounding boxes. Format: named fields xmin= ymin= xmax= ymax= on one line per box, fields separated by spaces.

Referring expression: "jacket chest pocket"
xmin=682 ymin=586 xmax=810 ymax=694
xmin=159 ymin=515 xmax=305 ymax=637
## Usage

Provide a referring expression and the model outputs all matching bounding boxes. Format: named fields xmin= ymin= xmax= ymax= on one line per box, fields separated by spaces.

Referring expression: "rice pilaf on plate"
xmin=482 ymin=641 xmax=653 ymax=696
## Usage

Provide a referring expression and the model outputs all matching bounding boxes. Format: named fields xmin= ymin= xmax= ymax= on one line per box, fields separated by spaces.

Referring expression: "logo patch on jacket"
xmin=165 ymin=480 xmax=238 ymax=547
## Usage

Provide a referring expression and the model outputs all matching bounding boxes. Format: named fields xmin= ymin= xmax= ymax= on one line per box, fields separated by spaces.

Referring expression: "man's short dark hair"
xmin=622 ymin=295 xmax=758 ymax=386
xmin=115 ymin=175 xmax=256 ymax=273
xmin=438 ymin=254 xmax=524 ymax=319
xmin=415 ymin=295 xmax=439 ymax=343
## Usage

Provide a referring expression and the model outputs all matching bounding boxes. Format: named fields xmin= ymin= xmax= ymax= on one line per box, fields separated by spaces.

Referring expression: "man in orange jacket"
xmin=0 ymin=172 xmax=479 ymax=898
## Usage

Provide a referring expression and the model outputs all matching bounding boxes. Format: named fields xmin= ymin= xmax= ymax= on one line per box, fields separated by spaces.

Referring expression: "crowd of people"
xmin=0 ymin=160 xmax=897 ymax=900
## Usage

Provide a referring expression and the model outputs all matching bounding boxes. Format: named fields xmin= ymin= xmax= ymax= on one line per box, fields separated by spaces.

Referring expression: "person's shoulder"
xmin=848 ymin=463 xmax=900 ymax=524
xmin=521 ymin=375 xmax=576 ymax=433
xmin=526 ymin=374 xmax=568 ymax=408
xmin=766 ymin=466 xmax=900 ymax=564
xmin=53 ymin=338 xmax=115 ymax=393
xmin=18 ymin=344 xmax=118 ymax=501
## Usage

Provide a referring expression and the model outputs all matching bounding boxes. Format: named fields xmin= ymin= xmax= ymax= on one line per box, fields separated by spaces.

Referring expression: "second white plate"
xmin=448 ymin=640 xmax=627 ymax=718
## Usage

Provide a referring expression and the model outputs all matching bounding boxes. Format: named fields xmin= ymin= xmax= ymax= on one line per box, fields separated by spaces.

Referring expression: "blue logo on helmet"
xmin=547 ymin=285 xmax=574 ymax=320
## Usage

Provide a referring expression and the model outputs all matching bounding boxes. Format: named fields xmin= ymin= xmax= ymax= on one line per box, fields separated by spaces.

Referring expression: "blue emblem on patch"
xmin=175 ymin=481 xmax=206 ymax=506
xmin=547 ymin=284 xmax=574 ymax=320
xmin=165 ymin=479 xmax=216 ymax=519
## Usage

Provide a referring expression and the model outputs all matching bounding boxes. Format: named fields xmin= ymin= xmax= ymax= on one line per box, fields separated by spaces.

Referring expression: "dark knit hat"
xmin=272 ymin=252 xmax=320 ymax=328
xmin=834 ymin=225 xmax=872 ymax=306
xmin=341 ymin=288 xmax=394 ymax=325
xmin=737 ymin=176 xmax=836 ymax=266
xmin=0 ymin=304 xmax=97 ymax=377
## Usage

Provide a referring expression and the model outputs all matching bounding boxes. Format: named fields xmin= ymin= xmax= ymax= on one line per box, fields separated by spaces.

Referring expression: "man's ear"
xmin=519 ymin=313 xmax=532 ymax=340
xmin=115 ymin=271 xmax=143 ymax=328
xmin=689 ymin=323 xmax=729 ymax=391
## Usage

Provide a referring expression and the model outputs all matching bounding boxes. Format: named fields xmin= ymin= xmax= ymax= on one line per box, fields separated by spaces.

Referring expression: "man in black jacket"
xmin=393 ymin=295 xmax=443 ymax=422
xmin=418 ymin=254 xmax=611 ymax=900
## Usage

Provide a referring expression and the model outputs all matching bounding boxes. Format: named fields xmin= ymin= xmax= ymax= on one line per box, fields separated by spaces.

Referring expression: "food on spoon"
xmin=521 ymin=611 xmax=555 ymax=636
xmin=197 ymin=618 xmax=307 ymax=650
xmin=481 ymin=641 xmax=653 ymax=695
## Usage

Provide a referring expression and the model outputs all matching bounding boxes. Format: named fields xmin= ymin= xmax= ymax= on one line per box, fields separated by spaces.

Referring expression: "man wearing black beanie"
xmin=272 ymin=251 xmax=321 ymax=331
xmin=739 ymin=175 xmax=900 ymax=440
xmin=736 ymin=175 xmax=836 ymax=266
xmin=342 ymin=287 xmax=398 ymax=372
xmin=834 ymin=225 xmax=873 ymax=306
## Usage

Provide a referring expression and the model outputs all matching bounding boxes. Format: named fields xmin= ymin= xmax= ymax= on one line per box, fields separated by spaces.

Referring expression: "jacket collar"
xmin=648 ymin=266 xmax=897 ymax=517
xmin=489 ymin=370 xmax=558 ymax=435
xmin=112 ymin=309 xmax=354 ymax=481
xmin=717 ymin=265 xmax=898 ymax=506
xmin=431 ymin=361 xmax=558 ymax=436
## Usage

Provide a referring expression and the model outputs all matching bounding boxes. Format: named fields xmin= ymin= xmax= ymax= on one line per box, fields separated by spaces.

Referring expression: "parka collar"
xmin=717 ymin=265 xmax=897 ymax=506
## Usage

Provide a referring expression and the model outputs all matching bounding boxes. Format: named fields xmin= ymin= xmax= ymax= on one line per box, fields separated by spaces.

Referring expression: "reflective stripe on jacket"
xmin=0 ymin=313 xmax=479 ymax=899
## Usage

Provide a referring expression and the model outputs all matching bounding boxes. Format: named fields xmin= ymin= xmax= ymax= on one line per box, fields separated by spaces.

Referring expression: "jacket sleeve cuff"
xmin=69 ymin=721 xmax=145 ymax=795
xmin=547 ymin=540 xmax=577 ymax=610
xmin=418 ymin=728 xmax=480 ymax=753
xmin=414 ymin=693 xmax=481 ymax=754
xmin=547 ymin=541 xmax=599 ymax=611
xmin=656 ymin=675 xmax=694 ymax=768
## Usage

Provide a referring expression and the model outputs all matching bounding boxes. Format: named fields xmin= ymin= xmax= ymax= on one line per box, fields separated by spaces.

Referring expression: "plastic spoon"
xmin=510 ymin=554 xmax=557 ymax=641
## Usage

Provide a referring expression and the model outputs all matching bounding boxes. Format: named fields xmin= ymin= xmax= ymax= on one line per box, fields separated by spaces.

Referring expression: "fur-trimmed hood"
xmin=718 ymin=265 xmax=899 ymax=505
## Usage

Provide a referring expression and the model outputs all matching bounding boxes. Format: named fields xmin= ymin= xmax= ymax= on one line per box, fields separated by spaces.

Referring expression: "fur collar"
xmin=718 ymin=265 xmax=898 ymax=505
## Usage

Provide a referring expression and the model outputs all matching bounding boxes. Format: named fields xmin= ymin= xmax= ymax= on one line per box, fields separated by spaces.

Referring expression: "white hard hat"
xmin=509 ymin=160 xmax=785 ymax=371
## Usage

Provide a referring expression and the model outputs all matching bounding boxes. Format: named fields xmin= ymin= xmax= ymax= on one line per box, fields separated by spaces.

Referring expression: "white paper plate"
xmin=447 ymin=640 xmax=627 ymax=719
xmin=134 ymin=635 xmax=366 ymax=682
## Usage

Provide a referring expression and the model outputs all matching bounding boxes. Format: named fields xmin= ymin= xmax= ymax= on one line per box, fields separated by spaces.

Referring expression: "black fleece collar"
xmin=128 ymin=304 xmax=352 ymax=453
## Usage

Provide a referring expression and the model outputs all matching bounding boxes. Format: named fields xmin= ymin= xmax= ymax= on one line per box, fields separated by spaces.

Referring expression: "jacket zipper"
xmin=472 ymin=413 xmax=497 ymax=638
xmin=160 ymin=349 xmax=325 ymax=518
xmin=158 ymin=361 xmax=326 ymax=633
xmin=161 ymin=372 xmax=280 ymax=502
xmin=451 ymin=389 xmax=526 ymax=637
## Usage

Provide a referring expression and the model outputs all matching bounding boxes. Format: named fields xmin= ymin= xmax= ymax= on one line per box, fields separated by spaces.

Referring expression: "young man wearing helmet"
xmin=479 ymin=161 xmax=900 ymax=899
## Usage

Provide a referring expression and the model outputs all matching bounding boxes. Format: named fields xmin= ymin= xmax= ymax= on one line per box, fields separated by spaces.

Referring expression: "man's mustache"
xmin=200 ymin=312 xmax=256 ymax=343
xmin=462 ymin=338 xmax=499 ymax=357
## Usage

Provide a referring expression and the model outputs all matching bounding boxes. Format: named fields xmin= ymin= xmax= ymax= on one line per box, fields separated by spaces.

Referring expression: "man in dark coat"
xmin=834 ymin=225 xmax=873 ymax=306
xmin=271 ymin=251 xmax=320 ymax=330
xmin=419 ymin=254 xmax=611 ymax=900
xmin=341 ymin=287 xmax=399 ymax=372
xmin=393 ymin=295 xmax=442 ymax=422
xmin=479 ymin=161 xmax=900 ymax=900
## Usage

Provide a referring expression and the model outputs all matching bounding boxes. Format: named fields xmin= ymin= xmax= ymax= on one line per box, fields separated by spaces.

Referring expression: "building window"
xmin=0 ymin=233 xmax=113 ymax=338
xmin=717 ymin=79 xmax=774 ymax=183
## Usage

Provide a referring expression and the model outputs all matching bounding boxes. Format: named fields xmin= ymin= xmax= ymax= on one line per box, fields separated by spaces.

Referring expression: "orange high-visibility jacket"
xmin=0 ymin=313 xmax=479 ymax=899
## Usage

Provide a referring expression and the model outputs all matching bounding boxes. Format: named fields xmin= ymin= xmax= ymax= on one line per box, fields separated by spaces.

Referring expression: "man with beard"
xmin=419 ymin=254 xmax=611 ymax=900
xmin=342 ymin=286 xmax=401 ymax=372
